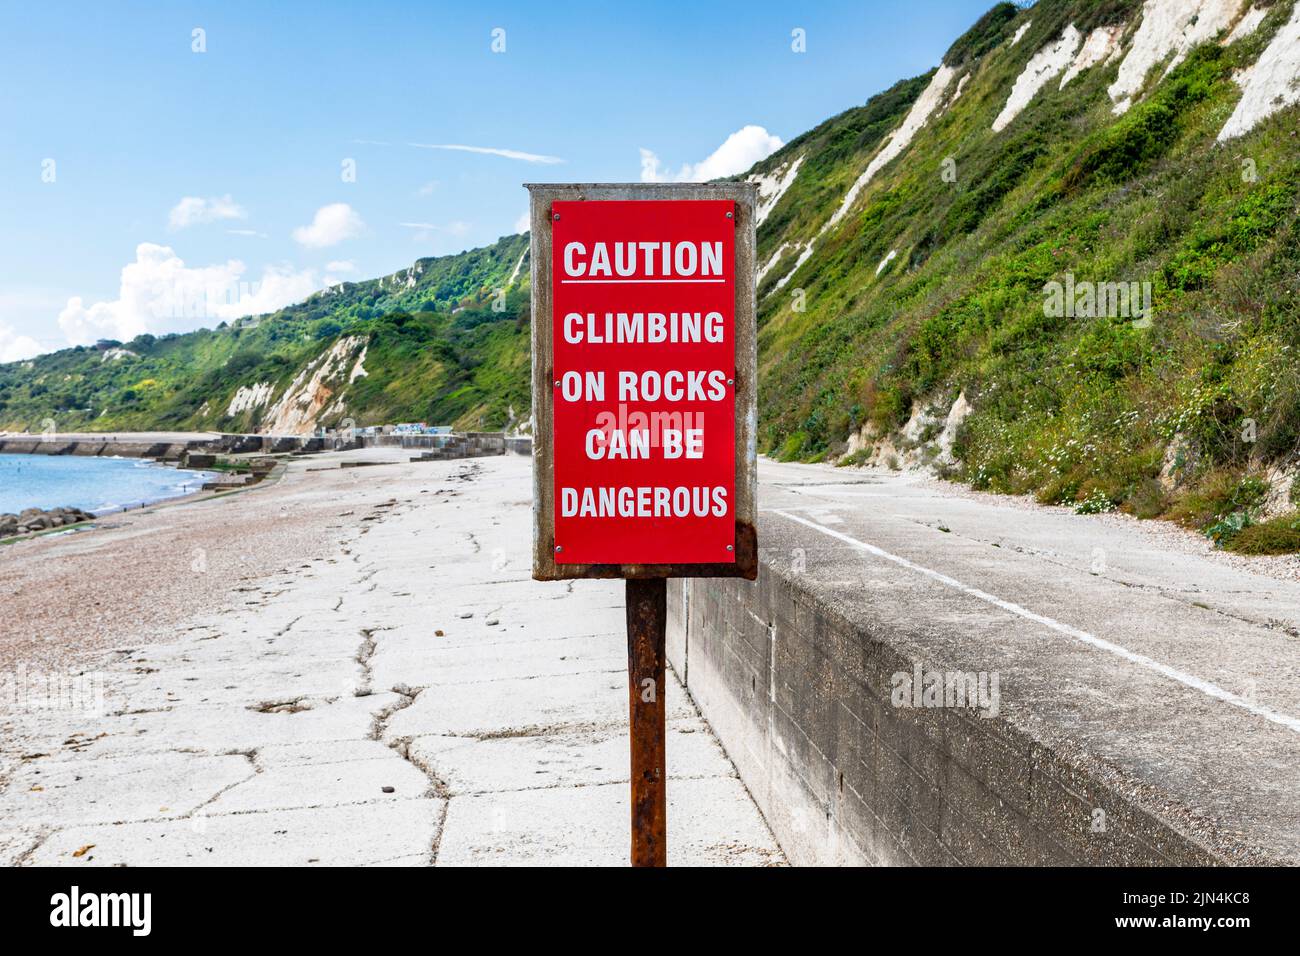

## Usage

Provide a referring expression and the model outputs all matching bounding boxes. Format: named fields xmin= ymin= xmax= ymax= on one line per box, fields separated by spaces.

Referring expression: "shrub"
xmin=1060 ymin=46 xmax=1224 ymax=193
xmin=943 ymin=3 xmax=1019 ymax=68
xmin=1169 ymin=469 xmax=1269 ymax=529
xmin=1205 ymin=510 xmax=1250 ymax=546
xmin=1227 ymin=514 xmax=1300 ymax=555
xmin=1125 ymin=478 xmax=1169 ymax=520
xmin=1075 ymin=488 xmax=1115 ymax=515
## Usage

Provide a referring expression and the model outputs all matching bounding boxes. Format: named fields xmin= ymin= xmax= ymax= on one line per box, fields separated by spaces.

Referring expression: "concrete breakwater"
xmin=0 ymin=431 xmax=529 ymax=463
xmin=0 ymin=432 xmax=326 ymax=461
xmin=386 ymin=432 xmax=533 ymax=462
xmin=359 ymin=431 xmax=533 ymax=459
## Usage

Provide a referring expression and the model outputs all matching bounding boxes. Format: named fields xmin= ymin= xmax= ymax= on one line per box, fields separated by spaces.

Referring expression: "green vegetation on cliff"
xmin=747 ymin=0 xmax=1300 ymax=545
xmin=0 ymin=234 xmax=530 ymax=433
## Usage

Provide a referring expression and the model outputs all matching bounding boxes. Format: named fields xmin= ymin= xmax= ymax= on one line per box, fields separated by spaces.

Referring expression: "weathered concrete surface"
xmin=669 ymin=460 xmax=1300 ymax=866
xmin=0 ymin=452 xmax=781 ymax=867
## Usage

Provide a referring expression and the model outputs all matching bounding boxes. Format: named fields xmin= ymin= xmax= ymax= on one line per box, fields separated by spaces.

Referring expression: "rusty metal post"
xmin=626 ymin=577 xmax=668 ymax=867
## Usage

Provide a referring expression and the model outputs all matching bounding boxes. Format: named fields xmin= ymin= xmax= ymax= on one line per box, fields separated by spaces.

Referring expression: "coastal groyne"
xmin=0 ymin=430 xmax=524 ymax=464
xmin=366 ymin=431 xmax=534 ymax=462
xmin=0 ymin=433 xmax=326 ymax=461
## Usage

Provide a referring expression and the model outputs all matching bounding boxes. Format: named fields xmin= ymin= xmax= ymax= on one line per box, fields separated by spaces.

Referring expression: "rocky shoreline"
xmin=1 ymin=506 xmax=97 ymax=537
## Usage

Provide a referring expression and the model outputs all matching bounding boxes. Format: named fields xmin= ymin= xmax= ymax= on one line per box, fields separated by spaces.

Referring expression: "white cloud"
xmin=292 ymin=203 xmax=365 ymax=248
xmin=227 ymin=228 xmax=266 ymax=237
xmin=168 ymin=194 xmax=247 ymax=230
xmin=639 ymin=148 xmax=664 ymax=183
xmin=325 ymin=260 xmax=356 ymax=273
xmin=415 ymin=180 xmax=440 ymax=196
xmin=0 ymin=322 xmax=43 ymax=362
xmin=640 ymin=125 xmax=784 ymax=183
xmin=514 ymin=211 xmax=530 ymax=234
xmin=408 ymin=142 xmax=564 ymax=164
xmin=57 ymin=243 xmax=320 ymax=346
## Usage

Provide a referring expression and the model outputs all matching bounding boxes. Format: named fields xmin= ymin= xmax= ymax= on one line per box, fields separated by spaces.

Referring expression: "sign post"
xmin=527 ymin=183 xmax=758 ymax=866
xmin=625 ymin=576 xmax=668 ymax=866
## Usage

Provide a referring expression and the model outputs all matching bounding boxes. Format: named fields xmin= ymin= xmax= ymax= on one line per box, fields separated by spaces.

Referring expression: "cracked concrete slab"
xmin=0 ymin=827 xmax=47 ymax=866
xmin=0 ymin=751 xmax=252 ymax=828
xmin=254 ymin=739 xmax=400 ymax=767
xmin=206 ymin=756 xmax=432 ymax=813
xmin=408 ymin=714 xmax=737 ymax=794
xmin=436 ymin=777 xmax=782 ymax=866
xmin=1 ymin=451 xmax=782 ymax=867
xmin=372 ymin=631 xmax=626 ymax=689
xmin=384 ymin=669 xmax=695 ymax=741
xmin=5 ymin=692 xmax=404 ymax=760
xmin=24 ymin=799 xmax=444 ymax=866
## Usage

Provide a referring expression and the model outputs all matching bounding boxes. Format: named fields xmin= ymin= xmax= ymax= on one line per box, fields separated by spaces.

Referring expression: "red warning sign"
xmin=550 ymin=199 xmax=736 ymax=564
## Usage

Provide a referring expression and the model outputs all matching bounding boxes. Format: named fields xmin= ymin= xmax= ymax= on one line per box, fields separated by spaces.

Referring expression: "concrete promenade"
xmin=6 ymin=448 xmax=1296 ymax=866
xmin=0 ymin=451 xmax=781 ymax=866
xmin=670 ymin=461 xmax=1300 ymax=865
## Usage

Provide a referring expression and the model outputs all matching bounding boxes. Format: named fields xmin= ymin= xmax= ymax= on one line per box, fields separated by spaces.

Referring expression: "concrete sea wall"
xmin=0 ymin=438 xmax=196 ymax=461
xmin=667 ymin=566 xmax=1224 ymax=866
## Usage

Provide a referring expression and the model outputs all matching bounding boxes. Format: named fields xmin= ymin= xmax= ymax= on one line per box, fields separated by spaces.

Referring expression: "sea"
xmin=0 ymin=454 xmax=215 ymax=516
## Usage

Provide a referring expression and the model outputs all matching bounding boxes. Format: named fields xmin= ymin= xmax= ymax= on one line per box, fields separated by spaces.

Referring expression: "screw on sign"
xmin=527 ymin=183 xmax=758 ymax=866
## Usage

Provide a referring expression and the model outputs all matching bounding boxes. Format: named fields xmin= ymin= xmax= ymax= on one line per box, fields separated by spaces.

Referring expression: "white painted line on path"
xmin=771 ymin=508 xmax=1300 ymax=736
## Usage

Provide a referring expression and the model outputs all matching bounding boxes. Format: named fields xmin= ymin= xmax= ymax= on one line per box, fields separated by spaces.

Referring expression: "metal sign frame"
xmin=525 ymin=182 xmax=758 ymax=583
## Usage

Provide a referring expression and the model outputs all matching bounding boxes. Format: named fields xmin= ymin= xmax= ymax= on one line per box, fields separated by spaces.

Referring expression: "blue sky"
xmin=0 ymin=0 xmax=995 ymax=358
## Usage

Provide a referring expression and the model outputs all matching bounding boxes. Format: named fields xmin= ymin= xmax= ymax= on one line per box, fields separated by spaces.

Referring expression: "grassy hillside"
xmin=745 ymin=0 xmax=1300 ymax=551
xmin=0 ymin=233 xmax=531 ymax=434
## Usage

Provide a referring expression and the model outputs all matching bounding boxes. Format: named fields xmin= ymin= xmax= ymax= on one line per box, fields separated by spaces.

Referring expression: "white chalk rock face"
xmin=348 ymin=343 xmax=368 ymax=383
xmin=875 ymin=250 xmax=898 ymax=276
xmin=787 ymin=61 xmax=963 ymax=288
xmin=1059 ymin=24 xmax=1126 ymax=89
xmin=507 ymin=248 xmax=527 ymax=286
xmin=949 ymin=72 xmax=971 ymax=104
xmin=935 ymin=391 xmax=973 ymax=466
xmin=226 ymin=381 xmax=274 ymax=417
xmin=1010 ymin=20 xmax=1033 ymax=47
xmin=757 ymin=242 xmax=793 ymax=286
xmin=262 ymin=335 xmax=367 ymax=435
xmin=1108 ymin=0 xmax=1247 ymax=114
xmin=993 ymin=25 xmax=1082 ymax=132
xmin=773 ymin=242 xmax=815 ymax=292
xmin=1218 ymin=3 xmax=1300 ymax=140
xmin=826 ymin=63 xmax=957 ymax=230
xmin=748 ymin=156 xmax=804 ymax=226
xmin=1224 ymin=4 xmax=1268 ymax=44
